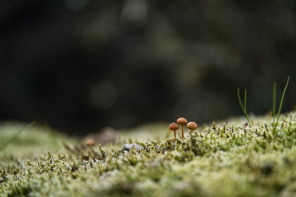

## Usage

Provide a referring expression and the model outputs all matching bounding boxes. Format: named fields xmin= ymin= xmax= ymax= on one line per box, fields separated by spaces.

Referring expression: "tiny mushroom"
xmin=169 ymin=123 xmax=179 ymax=140
xmin=177 ymin=117 xmax=188 ymax=139
xmin=86 ymin=139 xmax=95 ymax=147
xmin=187 ymin=122 xmax=198 ymax=134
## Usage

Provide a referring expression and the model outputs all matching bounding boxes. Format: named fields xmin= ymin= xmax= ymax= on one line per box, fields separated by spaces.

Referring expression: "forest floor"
xmin=1 ymin=112 xmax=296 ymax=197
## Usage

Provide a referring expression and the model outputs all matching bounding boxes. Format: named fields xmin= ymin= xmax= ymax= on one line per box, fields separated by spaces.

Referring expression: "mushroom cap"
xmin=177 ymin=117 xmax=188 ymax=125
xmin=86 ymin=139 xmax=95 ymax=147
xmin=169 ymin=123 xmax=179 ymax=130
xmin=187 ymin=122 xmax=198 ymax=130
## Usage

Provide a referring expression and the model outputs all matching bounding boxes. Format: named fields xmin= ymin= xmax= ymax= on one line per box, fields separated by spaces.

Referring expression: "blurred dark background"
xmin=0 ymin=0 xmax=296 ymax=135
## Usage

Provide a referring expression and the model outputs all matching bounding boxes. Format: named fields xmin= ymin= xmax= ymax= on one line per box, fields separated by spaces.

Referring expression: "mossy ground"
xmin=1 ymin=113 xmax=296 ymax=197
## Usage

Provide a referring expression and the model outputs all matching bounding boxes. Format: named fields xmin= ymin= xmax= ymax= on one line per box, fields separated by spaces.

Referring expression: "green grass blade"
xmin=0 ymin=121 xmax=35 ymax=152
xmin=273 ymin=77 xmax=290 ymax=135
xmin=276 ymin=77 xmax=290 ymax=122
xmin=237 ymin=88 xmax=251 ymax=126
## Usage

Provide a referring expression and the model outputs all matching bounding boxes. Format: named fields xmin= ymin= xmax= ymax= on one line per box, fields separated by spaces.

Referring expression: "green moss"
xmin=1 ymin=113 xmax=296 ymax=196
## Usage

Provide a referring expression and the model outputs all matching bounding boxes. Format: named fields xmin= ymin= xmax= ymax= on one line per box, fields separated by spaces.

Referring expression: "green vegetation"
xmin=238 ymin=77 xmax=290 ymax=132
xmin=237 ymin=89 xmax=252 ymax=127
xmin=1 ymin=113 xmax=296 ymax=196
xmin=272 ymin=77 xmax=290 ymax=136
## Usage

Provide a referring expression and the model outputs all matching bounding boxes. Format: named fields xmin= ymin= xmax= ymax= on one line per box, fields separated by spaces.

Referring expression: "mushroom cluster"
xmin=169 ymin=117 xmax=198 ymax=140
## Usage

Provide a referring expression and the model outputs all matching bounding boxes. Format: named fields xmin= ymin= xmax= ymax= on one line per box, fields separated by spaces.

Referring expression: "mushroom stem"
xmin=174 ymin=130 xmax=176 ymax=140
xmin=177 ymin=117 xmax=187 ymax=140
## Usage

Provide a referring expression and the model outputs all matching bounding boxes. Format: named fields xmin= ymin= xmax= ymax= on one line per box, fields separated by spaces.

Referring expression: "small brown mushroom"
xmin=86 ymin=139 xmax=95 ymax=147
xmin=177 ymin=117 xmax=188 ymax=139
xmin=169 ymin=123 xmax=179 ymax=140
xmin=187 ymin=122 xmax=198 ymax=134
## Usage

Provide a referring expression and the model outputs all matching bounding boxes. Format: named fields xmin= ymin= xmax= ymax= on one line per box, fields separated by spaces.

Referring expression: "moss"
xmin=1 ymin=113 xmax=296 ymax=196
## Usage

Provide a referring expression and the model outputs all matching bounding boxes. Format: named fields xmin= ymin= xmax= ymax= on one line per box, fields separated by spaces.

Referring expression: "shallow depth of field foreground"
xmin=2 ymin=112 xmax=296 ymax=197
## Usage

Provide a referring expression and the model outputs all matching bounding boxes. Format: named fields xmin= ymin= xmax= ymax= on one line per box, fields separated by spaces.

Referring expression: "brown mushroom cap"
xmin=86 ymin=139 xmax=95 ymax=147
xmin=177 ymin=117 xmax=188 ymax=125
xmin=169 ymin=123 xmax=179 ymax=130
xmin=187 ymin=122 xmax=198 ymax=130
